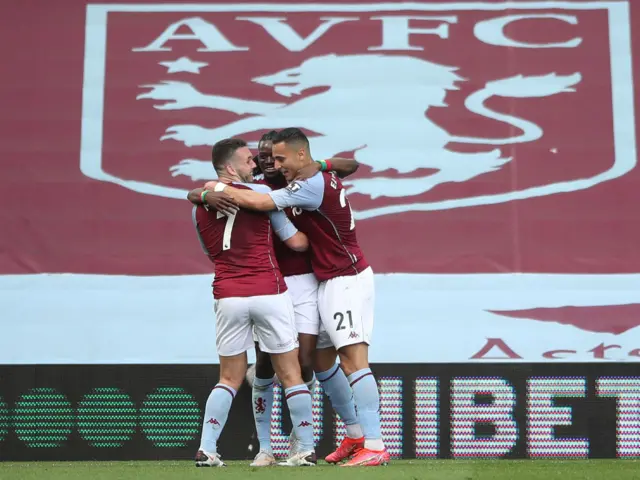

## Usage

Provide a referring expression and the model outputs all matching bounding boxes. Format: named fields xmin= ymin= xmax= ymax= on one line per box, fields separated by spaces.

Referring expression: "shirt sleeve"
xmin=268 ymin=173 xmax=325 ymax=211
xmin=237 ymin=182 xmax=299 ymax=241
xmin=269 ymin=210 xmax=298 ymax=242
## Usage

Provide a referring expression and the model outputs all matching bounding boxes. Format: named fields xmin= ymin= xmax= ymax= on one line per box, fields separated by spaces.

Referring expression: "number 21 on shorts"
xmin=334 ymin=310 xmax=353 ymax=331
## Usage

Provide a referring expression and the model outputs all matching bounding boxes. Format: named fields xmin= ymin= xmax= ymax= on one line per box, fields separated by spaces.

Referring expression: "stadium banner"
xmin=3 ymin=1 xmax=640 ymax=365
xmin=3 ymin=273 xmax=640 ymax=365
xmin=0 ymin=363 xmax=638 ymax=461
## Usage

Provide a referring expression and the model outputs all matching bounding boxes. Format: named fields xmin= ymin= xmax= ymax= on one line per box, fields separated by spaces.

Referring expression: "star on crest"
xmin=159 ymin=57 xmax=208 ymax=74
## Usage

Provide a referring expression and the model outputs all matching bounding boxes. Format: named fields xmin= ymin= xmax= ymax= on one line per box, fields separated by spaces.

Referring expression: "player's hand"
xmin=204 ymin=191 xmax=239 ymax=216
xmin=293 ymin=161 xmax=322 ymax=181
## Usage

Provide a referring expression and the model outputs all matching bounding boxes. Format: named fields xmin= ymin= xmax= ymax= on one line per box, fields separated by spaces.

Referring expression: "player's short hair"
xmin=272 ymin=128 xmax=310 ymax=151
xmin=211 ymin=138 xmax=247 ymax=172
xmin=259 ymin=130 xmax=278 ymax=144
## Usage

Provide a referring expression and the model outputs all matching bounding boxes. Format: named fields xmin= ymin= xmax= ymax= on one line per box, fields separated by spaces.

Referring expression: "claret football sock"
xmin=200 ymin=383 xmax=236 ymax=454
xmin=347 ymin=368 xmax=384 ymax=451
xmin=284 ymin=384 xmax=315 ymax=452
xmin=252 ymin=376 xmax=275 ymax=454
xmin=317 ymin=364 xmax=363 ymax=439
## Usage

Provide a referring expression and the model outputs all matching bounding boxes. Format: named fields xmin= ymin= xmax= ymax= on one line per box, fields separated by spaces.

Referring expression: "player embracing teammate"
xmin=190 ymin=138 xmax=317 ymax=467
xmin=190 ymin=129 xmax=389 ymax=467
xmin=244 ymin=131 xmax=366 ymax=467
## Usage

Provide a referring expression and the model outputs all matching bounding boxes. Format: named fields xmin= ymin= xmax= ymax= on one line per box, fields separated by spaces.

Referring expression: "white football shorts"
xmin=317 ymin=266 xmax=375 ymax=350
xmin=215 ymin=292 xmax=298 ymax=356
xmin=252 ymin=273 xmax=333 ymax=349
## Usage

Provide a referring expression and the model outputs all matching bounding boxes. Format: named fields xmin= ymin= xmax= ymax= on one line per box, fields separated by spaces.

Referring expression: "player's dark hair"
xmin=259 ymin=130 xmax=278 ymax=144
xmin=272 ymin=128 xmax=309 ymax=150
xmin=211 ymin=138 xmax=247 ymax=172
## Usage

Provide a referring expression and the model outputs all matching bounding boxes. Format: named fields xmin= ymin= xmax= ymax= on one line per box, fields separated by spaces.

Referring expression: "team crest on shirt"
xmin=80 ymin=3 xmax=634 ymax=218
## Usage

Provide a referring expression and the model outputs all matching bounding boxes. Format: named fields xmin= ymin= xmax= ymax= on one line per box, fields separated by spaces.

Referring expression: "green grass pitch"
xmin=1 ymin=460 xmax=639 ymax=480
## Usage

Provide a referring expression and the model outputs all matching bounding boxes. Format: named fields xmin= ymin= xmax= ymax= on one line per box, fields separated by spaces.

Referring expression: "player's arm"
xmin=284 ymin=232 xmax=308 ymax=252
xmin=187 ymin=187 xmax=239 ymax=216
xmin=208 ymin=185 xmax=276 ymax=211
xmin=294 ymin=158 xmax=359 ymax=181
xmin=200 ymin=181 xmax=276 ymax=211
xmin=206 ymin=174 xmax=324 ymax=212
xmin=269 ymin=210 xmax=309 ymax=252
xmin=331 ymin=157 xmax=359 ymax=178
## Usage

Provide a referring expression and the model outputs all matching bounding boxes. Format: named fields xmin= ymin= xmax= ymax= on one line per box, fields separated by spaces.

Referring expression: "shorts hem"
xmin=296 ymin=325 xmax=320 ymax=336
xmin=333 ymin=338 xmax=370 ymax=351
xmin=259 ymin=343 xmax=299 ymax=355
xmin=217 ymin=345 xmax=253 ymax=357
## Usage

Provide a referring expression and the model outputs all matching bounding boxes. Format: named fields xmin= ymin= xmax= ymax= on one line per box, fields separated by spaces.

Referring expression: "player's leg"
xmin=196 ymin=297 xmax=253 ymax=467
xmin=285 ymin=273 xmax=321 ymax=393
xmin=252 ymin=292 xmax=316 ymax=466
xmin=283 ymin=273 xmax=319 ymax=457
xmin=289 ymin=272 xmax=362 ymax=460
xmin=255 ymin=342 xmax=276 ymax=379
xmin=250 ymin=339 xmax=277 ymax=466
xmin=286 ymin=335 xmax=316 ymax=458
xmin=314 ymin=340 xmax=338 ymax=373
xmin=318 ymin=268 xmax=389 ymax=467
xmin=315 ymin=333 xmax=364 ymax=463
xmin=298 ymin=333 xmax=318 ymax=389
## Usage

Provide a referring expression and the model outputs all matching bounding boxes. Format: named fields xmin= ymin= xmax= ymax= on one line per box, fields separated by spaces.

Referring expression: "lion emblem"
xmin=136 ymin=53 xmax=618 ymax=215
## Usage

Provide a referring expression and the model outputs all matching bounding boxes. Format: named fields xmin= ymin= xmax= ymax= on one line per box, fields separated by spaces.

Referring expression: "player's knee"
xmin=314 ymin=346 xmax=337 ymax=373
xmin=271 ymin=353 xmax=303 ymax=389
xmin=298 ymin=351 xmax=315 ymax=382
xmin=337 ymin=358 xmax=357 ymax=377
xmin=337 ymin=343 xmax=369 ymax=376
xmin=219 ymin=353 xmax=249 ymax=391
xmin=255 ymin=350 xmax=275 ymax=379
xmin=277 ymin=369 xmax=302 ymax=389
xmin=218 ymin=374 xmax=243 ymax=392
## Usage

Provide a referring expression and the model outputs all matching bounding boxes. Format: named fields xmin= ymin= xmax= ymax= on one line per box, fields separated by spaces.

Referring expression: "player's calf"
xmin=270 ymin=350 xmax=316 ymax=459
xmin=317 ymin=359 xmax=364 ymax=463
xmin=298 ymin=337 xmax=317 ymax=398
xmin=298 ymin=333 xmax=318 ymax=387
xmin=255 ymin=344 xmax=276 ymax=379
xmin=252 ymin=375 xmax=275 ymax=457
xmin=336 ymin=344 xmax=387 ymax=455
xmin=196 ymin=353 xmax=246 ymax=465
xmin=251 ymin=343 xmax=276 ymax=457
